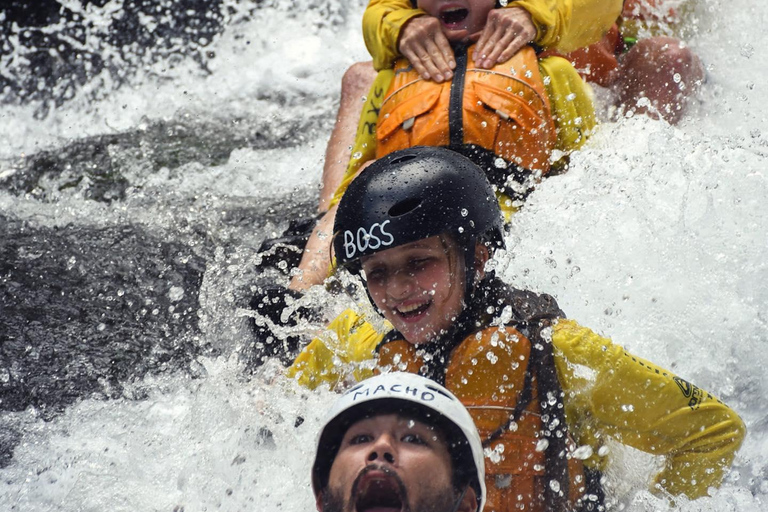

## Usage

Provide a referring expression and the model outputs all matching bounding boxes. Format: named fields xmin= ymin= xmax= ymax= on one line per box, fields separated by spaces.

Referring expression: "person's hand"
xmin=473 ymin=7 xmax=536 ymax=69
xmin=398 ymin=16 xmax=455 ymax=83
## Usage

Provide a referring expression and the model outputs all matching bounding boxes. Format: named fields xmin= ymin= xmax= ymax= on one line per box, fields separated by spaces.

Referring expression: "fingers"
xmin=399 ymin=16 xmax=456 ymax=82
xmin=473 ymin=7 xmax=536 ymax=69
xmin=476 ymin=28 xmax=527 ymax=68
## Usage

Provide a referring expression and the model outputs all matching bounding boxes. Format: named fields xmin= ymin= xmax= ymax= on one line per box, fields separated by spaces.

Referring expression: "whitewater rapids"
xmin=0 ymin=1 xmax=766 ymax=510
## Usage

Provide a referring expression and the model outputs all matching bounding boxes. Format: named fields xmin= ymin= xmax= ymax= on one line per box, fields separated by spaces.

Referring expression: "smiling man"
xmin=311 ymin=373 xmax=486 ymax=512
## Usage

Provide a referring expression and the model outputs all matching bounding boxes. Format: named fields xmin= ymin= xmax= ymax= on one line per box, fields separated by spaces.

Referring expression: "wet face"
xmin=417 ymin=0 xmax=496 ymax=42
xmin=361 ymin=236 xmax=465 ymax=345
xmin=320 ymin=414 xmax=458 ymax=512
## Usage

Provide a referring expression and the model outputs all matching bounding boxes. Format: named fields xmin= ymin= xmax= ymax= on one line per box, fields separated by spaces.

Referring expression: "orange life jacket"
xmin=377 ymin=326 xmax=588 ymax=512
xmin=375 ymin=44 xmax=556 ymax=191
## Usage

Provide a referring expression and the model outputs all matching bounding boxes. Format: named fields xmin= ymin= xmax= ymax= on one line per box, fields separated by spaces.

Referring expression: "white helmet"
xmin=311 ymin=372 xmax=486 ymax=511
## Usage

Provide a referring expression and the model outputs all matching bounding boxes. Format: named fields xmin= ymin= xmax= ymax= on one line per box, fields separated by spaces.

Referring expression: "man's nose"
xmin=366 ymin=434 xmax=396 ymax=465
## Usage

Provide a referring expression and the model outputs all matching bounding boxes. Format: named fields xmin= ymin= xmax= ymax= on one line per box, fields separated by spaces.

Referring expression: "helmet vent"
xmin=389 ymin=153 xmax=418 ymax=165
xmin=388 ymin=197 xmax=422 ymax=217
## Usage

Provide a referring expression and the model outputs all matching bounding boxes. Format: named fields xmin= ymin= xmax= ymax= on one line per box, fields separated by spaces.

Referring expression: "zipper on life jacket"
xmin=448 ymin=44 xmax=468 ymax=150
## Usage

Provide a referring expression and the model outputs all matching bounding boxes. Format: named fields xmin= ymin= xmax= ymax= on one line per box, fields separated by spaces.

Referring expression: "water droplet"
xmin=461 ymin=208 xmax=469 ymax=217
xmin=168 ymin=286 xmax=184 ymax=302
xmin=572 ymin=445 xmax=594 ymax=460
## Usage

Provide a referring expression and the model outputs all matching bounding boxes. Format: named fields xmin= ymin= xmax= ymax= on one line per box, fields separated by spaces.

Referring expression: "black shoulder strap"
xmin=504 ymin=287 xmax=565 ymax=323
xmin=375 ymin=329 xmax=404 ymax=353
xmin=479 ymin=280 xmax=573 ymax=511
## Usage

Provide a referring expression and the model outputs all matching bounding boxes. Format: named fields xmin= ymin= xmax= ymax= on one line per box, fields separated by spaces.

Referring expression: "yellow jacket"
xmin=289 ymin=308 xmax=745 ymax=500
xmin=332 ymin=0 xmax=623 ymax=208
xmin=363 ymin=0 xmax=624 ymax=71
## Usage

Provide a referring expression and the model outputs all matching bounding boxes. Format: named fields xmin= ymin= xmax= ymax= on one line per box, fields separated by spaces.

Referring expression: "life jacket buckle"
xmin=495 ymin=474 xmax=513 ymax=489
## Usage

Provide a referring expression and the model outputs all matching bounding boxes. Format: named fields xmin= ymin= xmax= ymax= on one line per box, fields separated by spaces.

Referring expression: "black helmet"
xmin=333 ymin=147 xmax=504 ymax=293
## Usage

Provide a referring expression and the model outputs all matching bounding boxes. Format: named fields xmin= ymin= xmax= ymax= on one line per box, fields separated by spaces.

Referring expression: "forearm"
xmin=553 ymin=319 xmax=746 ymax=498
xmin=652 ymin=403 xmax=745 ymax=498
xmin=287 ymin=309 xmax=386 ymax=389
xmin=516 ymin=0 xmax=623 ymax=51
xmin=363 ymin=0 xmax=423 ymax=70
xmin=288 ymin=337 xmax=343 ymax=390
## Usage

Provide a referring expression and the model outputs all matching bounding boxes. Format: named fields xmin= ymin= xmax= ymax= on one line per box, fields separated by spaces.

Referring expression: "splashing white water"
xmin=1 ymin=0 xmax=767 ymax=511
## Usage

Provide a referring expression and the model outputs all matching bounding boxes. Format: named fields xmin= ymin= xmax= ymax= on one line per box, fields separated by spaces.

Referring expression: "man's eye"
xmin=401 ymin=434 xmax=427 ymax=445
xmin=349 ymin=434 xmax=373 ymax=445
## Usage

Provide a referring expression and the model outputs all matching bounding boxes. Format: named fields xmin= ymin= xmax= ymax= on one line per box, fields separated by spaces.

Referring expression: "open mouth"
xmin=439 ymin=7 xmax=469 ymax=27
xmin=355 ymin=472 xmax=405 ymax=512
xmin=394 ymin=300 xmax=431 ymax=320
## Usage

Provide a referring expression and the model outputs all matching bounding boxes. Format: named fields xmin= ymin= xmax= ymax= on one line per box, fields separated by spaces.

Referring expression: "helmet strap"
xmin=449 ymin=485 xmax=470 ymax=512
xmin=462 ymin=237 xmax=478 ymax=301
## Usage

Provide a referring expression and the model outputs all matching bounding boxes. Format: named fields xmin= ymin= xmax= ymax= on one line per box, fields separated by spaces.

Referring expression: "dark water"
xmin=0 ymin=1 xmax=341 ymax=469
xmin=1 ymin=0 xmax=223 ymax=116
xmin=1 ymin=215 xmax=206 ymax=415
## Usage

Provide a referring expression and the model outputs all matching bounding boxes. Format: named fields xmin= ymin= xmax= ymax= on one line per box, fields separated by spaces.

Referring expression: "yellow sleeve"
xmin=363 ymin=0 xmax=424 ymax=71
xmin=517 ymin=0 xmax=624 ymax=53
xmin=362 ymin=0 xmax=624 ymax=69
xmin=539 ymin=56 xmax=596 ymax=155
xmin=287 ymin=308 xmax=388 ymax=389
xmin=552 ymin=319 xmax=746 ymax=499
xmin=330 ymin=69 xmax=394 ymax=208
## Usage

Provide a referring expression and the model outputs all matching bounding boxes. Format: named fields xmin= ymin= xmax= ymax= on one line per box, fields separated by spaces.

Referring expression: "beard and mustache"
xmin=320 ymin=464 xmax=462 ymax=512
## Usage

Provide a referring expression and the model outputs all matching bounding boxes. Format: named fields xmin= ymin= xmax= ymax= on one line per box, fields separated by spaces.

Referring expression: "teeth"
xmin=397 ymin=302 xmax=427 ymax=314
